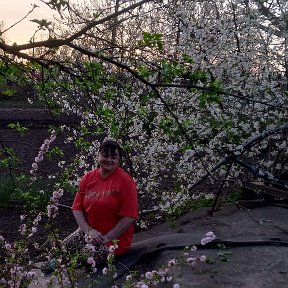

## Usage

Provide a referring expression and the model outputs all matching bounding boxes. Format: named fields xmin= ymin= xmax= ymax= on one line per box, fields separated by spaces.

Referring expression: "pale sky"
xmin=1 ymin=1 xmax=132 ymax=45
xmin=0 ymin=0 xmax=63 ymax=44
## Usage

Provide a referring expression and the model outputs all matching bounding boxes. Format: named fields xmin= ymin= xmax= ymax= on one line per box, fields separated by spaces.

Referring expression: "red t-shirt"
xmin=72 ymin=166 xmax=138 ymax=255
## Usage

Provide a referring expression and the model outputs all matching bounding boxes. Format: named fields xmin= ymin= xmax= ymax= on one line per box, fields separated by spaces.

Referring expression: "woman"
xmin=42 ymin=139 xmax=138 ymax=272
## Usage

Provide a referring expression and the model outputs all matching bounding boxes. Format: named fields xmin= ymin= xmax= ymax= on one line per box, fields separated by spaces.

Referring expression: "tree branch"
xmin=152 ymin=83 xmax=284 ymax=110
xmin=0 ymin=0 xmax=156 ymax=53
xmin=67 ymin=42 xmax=216 ymax=181
xmin=1 ymin=5 xmax=38 ymax=36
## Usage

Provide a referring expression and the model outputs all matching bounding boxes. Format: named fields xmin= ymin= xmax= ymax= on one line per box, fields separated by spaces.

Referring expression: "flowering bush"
xmin=0 ymin=195 xmax=217 ymax=288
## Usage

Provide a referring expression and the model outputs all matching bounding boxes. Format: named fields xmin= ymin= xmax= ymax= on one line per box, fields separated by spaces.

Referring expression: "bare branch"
xmin=152 ymin=83 xmax=284 ymax=110
xmin=1 ymin=4 xmax=38 ymax=35
xmin=0 ymin=0 xmax=156 ymax=53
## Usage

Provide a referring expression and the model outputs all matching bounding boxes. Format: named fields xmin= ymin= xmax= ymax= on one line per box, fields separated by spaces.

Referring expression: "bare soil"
xmin=0 ymin=105 xmax=80 ymax=247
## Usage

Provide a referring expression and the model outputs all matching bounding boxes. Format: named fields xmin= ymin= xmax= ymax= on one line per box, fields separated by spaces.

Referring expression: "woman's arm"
xmin=73 ymin=210 xmax=91 ymax=233
xmin=73 ymin=210 xmax=104 ymax=243
xmin=103 ymin=216 xmax=136 ymax=244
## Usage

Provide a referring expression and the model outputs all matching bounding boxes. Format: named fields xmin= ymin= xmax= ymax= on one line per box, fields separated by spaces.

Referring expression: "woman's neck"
xmin=99 ymin=167 xmax=116 ymax=178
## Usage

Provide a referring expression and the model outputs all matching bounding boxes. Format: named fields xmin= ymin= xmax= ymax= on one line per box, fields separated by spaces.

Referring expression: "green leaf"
xmin=47 ymin=146 xmax=64 ymax=160
xmin=206 ymin=256 xmax=215 ymax=265
xmin=209 ymin=79 xmax=223 ymax=93
xmin=137 ymin=65 xmax=151 ymax=78
xmin=182 ymin=54 xmax=194 ymax=64
xmin=160 ymin=61 xmax=186 ymax=83
xmin=75 ymin=137 xmax=91 ymax=151
xmin=138 ymin=32 xmax=164 ymax=51
xmin=1 ymin=89 xmax=16 ymax=97
xmin=7 ymin=122 xmax=29 ymax=136
xmin=217 ymin=243 xmax=227 ymax=250
xmin=189 ymin=69 xmax=207 ymax=84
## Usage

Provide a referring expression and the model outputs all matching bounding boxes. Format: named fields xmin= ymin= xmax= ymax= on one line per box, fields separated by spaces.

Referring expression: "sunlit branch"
xmin=0 ymin=0 xmax=156 ymax=52
xmin=258 ymin=24 xmax=282 ymax=37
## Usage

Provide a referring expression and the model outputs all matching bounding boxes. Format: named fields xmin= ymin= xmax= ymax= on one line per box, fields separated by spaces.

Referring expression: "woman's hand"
xmin=73 ymin=210 xmax=105 ymax=244
xmin=101 ymin=235 xmax=111 ymax=244
xmin=85 ymin=228 xmax=105 ymax=244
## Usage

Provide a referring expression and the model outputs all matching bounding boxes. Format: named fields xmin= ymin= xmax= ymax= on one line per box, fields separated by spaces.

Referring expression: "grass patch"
xmin=0 ymin=175 xmax=15 ymax=205
xmin=0 ymin=174 xmax=51 ymax=210
xmin=165 ymin=189 xmax=243 ymax=220
xmin=165 ymin=196 xmax=214 ymax=220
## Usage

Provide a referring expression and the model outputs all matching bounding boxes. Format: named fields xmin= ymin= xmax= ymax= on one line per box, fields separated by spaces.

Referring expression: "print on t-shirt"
xmin=84 ymin=188 xmax=119 ymax=199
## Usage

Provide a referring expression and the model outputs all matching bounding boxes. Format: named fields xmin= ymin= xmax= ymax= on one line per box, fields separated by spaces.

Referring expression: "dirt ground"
xmin=0 ymin=104 xmax=81 ymax=251
xmin=0 ymin=201 xmax=77 ymax=245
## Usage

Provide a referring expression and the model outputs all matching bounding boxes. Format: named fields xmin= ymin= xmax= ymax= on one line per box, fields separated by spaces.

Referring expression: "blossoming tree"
xmin=0 ymin=0 xmax=287 ymax=231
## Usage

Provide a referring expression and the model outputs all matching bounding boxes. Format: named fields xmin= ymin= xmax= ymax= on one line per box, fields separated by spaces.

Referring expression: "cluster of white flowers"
xmin=0 ymin=231 xmax=37 ymax=287
xmin=30 ymin=130 xmax=56 ymax=180
xmin=201 ymin=231 xmax=216 ymax=245
xmin=47 ymin=188 xmax=64 ymax=218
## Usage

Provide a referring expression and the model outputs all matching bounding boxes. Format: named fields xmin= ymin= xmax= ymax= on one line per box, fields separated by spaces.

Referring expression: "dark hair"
xmin=99 ymin=139 xmax=122 ymax=160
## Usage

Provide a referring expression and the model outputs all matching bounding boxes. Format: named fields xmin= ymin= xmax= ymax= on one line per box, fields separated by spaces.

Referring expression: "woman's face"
xmin=98 ymin=148 xmax=120 ymax=175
